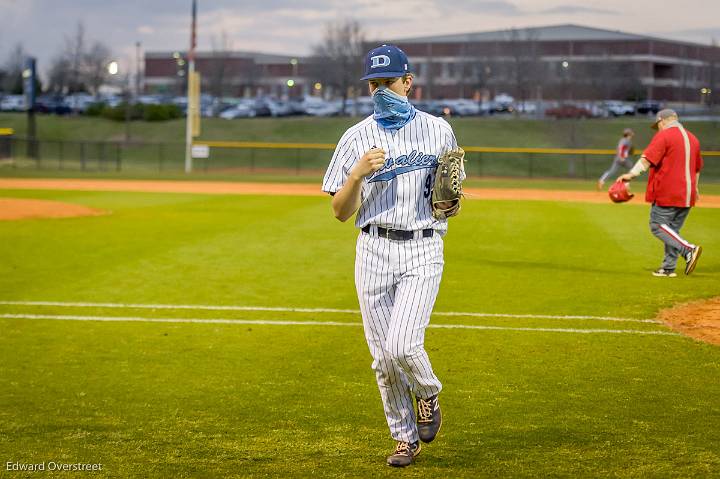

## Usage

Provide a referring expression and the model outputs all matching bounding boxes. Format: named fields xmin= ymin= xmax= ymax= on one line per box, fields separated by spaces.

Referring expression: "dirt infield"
xmin=1 ymin=178 xmax=720 ymax=207
xmin=658 ymin=298 xmax=720 ymax=346
xmin=0 ymin=179 xmax=324 ymax=197
xmin=0 ymin=198 xmax=105 ymax=221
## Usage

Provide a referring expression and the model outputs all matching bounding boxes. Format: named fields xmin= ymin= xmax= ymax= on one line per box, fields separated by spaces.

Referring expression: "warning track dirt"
xmin=1 ymin=178 xmax=719 ymax=207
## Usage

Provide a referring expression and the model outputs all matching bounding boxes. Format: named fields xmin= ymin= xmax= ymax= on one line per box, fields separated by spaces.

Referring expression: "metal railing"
xmin=0 ymin=137 xmax=187 ymax=173
xmin=1 ymin=136 xmax=719 ymax=180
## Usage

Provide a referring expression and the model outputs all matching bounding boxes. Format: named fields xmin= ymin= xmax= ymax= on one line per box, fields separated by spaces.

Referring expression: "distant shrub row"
xmin=85 ymin=103 xmax=183 ymax=122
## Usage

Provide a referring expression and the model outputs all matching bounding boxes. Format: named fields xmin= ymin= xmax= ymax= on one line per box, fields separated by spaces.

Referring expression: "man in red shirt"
xmin=618 ymin=109 xmax=703 ymax=277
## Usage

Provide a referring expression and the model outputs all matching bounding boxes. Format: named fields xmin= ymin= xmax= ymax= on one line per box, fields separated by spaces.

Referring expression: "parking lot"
xmin=1 ymin=91 xmax=690 ymax=120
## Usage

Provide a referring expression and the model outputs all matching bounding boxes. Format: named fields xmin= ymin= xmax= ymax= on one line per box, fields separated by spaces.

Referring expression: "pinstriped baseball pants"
xmin=355 ymin=231 xmax=444 ymax=443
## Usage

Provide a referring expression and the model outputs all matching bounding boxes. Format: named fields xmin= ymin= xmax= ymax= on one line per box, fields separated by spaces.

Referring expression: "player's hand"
xmin=351 ymin=148 xmax=386 ymax=179
xmin=617 ymin=173 xmax=634 ymax=183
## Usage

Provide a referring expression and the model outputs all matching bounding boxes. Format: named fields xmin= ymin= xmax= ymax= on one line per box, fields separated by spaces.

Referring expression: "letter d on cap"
xmin=370 ymin=55 xmax=391 ymax=68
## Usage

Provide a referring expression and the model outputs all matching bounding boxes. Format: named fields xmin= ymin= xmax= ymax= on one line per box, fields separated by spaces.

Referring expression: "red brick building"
xmin=144 ymin=24 xmax=720 ymax=103
xmin=387 ymin=24 xmax=720 ymax=103
xmin=144 ymin=50 xmax=311 ymax=98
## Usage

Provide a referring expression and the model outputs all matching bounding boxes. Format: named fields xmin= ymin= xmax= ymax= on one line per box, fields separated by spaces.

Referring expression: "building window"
xmin=441 ymin=62 xmax=449 ymax=79
xmin=417 ymin=62 xmax=427 ymax=78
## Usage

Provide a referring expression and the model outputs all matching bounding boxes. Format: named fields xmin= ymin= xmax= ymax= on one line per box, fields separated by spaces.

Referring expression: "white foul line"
xmin=0 ymin=301 xmax=659 ymax=324
xmin=0 ymin=313 xmax=678 ymax=336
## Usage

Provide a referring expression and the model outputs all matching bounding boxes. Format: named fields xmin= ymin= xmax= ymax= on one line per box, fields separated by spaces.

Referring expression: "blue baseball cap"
xmin=360 ymin=44 xmax=411 ymax=80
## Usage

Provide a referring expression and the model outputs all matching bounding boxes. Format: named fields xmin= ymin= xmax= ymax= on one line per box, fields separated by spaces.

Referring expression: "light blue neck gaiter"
xmin=373 ymin=87 xmax=416 ymax=130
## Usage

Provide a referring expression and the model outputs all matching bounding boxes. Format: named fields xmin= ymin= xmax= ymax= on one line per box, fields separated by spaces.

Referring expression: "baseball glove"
xmin=431 ymin=147 xmax=465 ymax=220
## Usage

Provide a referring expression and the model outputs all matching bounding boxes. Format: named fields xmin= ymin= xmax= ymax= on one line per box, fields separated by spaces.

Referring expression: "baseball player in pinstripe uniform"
xmin=322 ymin=44 xmax=462 ymax=467
xmin=597 ymin=128 xmax=635 ymax=190
xmin=617 ymin=109 xmax=703 ymax=277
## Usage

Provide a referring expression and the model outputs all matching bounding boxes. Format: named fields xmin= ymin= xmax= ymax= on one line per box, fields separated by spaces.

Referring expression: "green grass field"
xmin=2 ymin=113 xmax=720 ymax=149
xmin=1 ymin=185 xmax=719 ymax=477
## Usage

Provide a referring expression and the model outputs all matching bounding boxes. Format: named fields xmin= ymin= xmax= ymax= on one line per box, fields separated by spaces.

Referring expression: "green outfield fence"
xmin=2 ymin=136 xmax=719 ymax=181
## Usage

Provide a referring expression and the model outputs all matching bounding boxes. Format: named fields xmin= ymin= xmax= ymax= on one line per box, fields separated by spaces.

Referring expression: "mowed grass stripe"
xmin=0 ymin=313 xmax=678 ymax=336
xmin=0 ymin=300 xmax=659 ymax=323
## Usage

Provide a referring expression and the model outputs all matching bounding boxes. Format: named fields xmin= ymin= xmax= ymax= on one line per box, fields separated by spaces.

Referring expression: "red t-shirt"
xmin=642 ymin=124 xmax=703 ymax=207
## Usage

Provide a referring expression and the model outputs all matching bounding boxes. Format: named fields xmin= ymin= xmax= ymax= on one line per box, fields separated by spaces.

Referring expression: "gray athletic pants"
xmin=599 ymin=158 xmax=633 ymax=183
xmin=649 ymin=205 xmax=695 ymax=271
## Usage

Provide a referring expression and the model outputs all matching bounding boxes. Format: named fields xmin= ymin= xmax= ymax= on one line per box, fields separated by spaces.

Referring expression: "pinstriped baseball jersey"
xmin=324 ymin=107 xmax=461 ymax=444
xmin=322 ymin=110 xmax=459 ymax=233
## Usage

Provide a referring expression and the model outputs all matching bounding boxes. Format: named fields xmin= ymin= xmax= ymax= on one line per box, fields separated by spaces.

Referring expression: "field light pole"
xmin=108 ymin=61 xmax=132 ymax=143
xmin=22 ymin=58 xmax=38 ymax=159
xmin=561 ymin=61 xmax=571 ymax=102
xmin=184 ymin=0 xmax=198 ymax=174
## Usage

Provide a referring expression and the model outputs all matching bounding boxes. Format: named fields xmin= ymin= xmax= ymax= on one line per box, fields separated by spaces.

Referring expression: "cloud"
xmin=0 ymin=0 xmax=714 ymax=81
xmin=428 ymin=0 xmax=521 ymax=16
xmin=538 ymin=5 xmax=617 ymax=15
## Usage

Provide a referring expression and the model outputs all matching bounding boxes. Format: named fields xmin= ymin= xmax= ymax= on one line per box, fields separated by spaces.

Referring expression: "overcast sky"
xmin=2 ymin=0 xmax=719 ymax=77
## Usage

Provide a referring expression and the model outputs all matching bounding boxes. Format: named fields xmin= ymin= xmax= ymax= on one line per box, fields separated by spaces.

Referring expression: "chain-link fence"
xmin=2 ymin=136 xmax=719 ymax=181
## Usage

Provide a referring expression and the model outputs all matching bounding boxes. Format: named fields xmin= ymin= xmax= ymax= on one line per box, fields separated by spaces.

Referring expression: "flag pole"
xmin=184 ymin=0 xmax=197 ymax=173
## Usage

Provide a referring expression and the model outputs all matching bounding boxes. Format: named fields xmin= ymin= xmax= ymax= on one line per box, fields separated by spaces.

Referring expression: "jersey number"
xmin=423 ymin=173 xmax=432 ymax=199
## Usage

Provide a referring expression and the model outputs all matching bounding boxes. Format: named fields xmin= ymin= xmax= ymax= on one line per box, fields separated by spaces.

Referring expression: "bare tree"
xmin=505 ymin=28 xmax=542 ymax=109
xmin=311 ymin=19 xmax=365 ymax=114
xmin=466 ymin=41 xmax=498 ymax=103
xmin=456 ymin=42 xmax=489 ymax=99
xmin=47 ymin=55 xmax=72 ymax=94
xmin=240 ymin=60 xmax=261 ymax=97
xmin=46 ymin=22 xmax=113 ymax=95
xmin=3 ymin=43 xmax=26 ymax=94
xmin=209 ymin=31 xmax=232 ymax=98
xmin=66 ymin=22 xmax=86 ymax=93
xmin=84 ymin=41 xmax=112 ymax=95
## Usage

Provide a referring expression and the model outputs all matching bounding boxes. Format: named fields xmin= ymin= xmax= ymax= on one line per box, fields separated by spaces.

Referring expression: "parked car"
xmin=246 ymin=98 xmax=270 ymax=117
xmin=477 ymin=100 xmax=494 ymax=115
xmin=440 ymin=99 xmax=482 ymax=116
xmin=492 ymin=93 xmax=515 ymax=113
xmin=35 ymin=96 xmax=72 ymax=115
xmin=343 ymin=96 xmax=374 ymax=116
xmin=602 ymin=100 xmax=635 ymax=116
xmin=288 ymin=95 xmax=327 ymax=115
xmin=203 ymin=97 xmax=236 ymax=117
xmin=138 ymin=95 xmax=164 ymax=105
xmin=98 ymin=94 xmax=123 ymax=108
xmin=299 ymin=97 xmax=342 ymax=117
xmin=515 ymin=101 xmax=538 ymax=115
xmin=264 ymin=98 xmax=294 ymax=117
xmin=412 ymin=100 xmax=445 ymax=116
xmin=0 ymin=95 xmax=25 ymax=111
xmin=64 ymin=93 xmax=95 ymax=113
xmin=219 ymin=101 xmax=257 ymax=119
xmin=170 ymin=96 xmax=188 ymax=108
xmin=545 ymin=104 xmax=593 ymax=119
xmin=635 ymin=100 xmax=663 ymax=115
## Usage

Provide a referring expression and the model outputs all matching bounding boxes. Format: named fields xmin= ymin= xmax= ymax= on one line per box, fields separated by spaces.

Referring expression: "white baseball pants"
xmin=355 ymin=230 xmax=444 ymax=443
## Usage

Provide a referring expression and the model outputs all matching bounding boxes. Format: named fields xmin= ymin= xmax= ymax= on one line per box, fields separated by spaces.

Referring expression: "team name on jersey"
xmin=368 ymin=149 xmax=438 ymax=183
